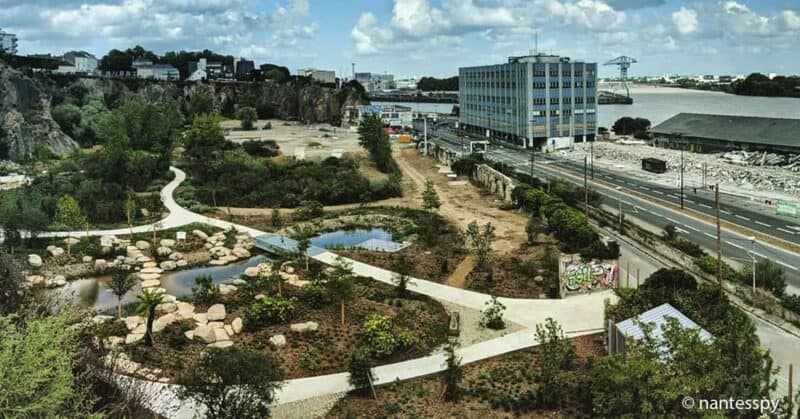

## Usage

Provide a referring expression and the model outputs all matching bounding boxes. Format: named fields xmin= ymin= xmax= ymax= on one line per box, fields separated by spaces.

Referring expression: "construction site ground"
xmin=220 ymin=118 xmax=363 ymax=161
xmin=564 ymin=142 xmax=800 ymax=204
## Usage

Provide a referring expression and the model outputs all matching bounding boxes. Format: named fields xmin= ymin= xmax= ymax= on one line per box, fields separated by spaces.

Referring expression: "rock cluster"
xmin=204 ymin=231 xmax=256 ymax=266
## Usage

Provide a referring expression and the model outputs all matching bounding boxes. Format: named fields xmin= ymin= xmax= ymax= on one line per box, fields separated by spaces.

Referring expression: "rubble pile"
xmin=720 ymin=151 xmax=800 ymax=171
xmin=566 ymin=142 xmax=800 ymax=196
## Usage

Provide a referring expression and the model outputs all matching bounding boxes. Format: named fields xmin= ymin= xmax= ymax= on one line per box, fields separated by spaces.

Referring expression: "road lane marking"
xmin=668 ymin=194 xmax=678 ymax=199
xmin=685 ymin=199 xmax=695 ymax=204
xmin=720 ymin=209 xmax=731 ymax=215
xmin=725 ymin=240 xmax=744 ymax=250
xmin=699 ymin=203 xmax=712 ymax=209
xmin=651 ymin=211 xmax=664 ymax=218
xmin=640 ymin=186 xmax=650 ymax=191
xmin=755 ymin=221 xmax=772 ymax=228
xmin=665 ymin=217 xmax=680 ymax=224
xmin=686 ymin=225 xmax=700 ymax=232
xmin=775 ymin=260 xmax=799 ymax=272
xmin=778 ymin=228 xmax=796 ymax=235
xmin=735 ymin=214 xmax=751 ymax=221
xmin=653 ymin=190 xmax=664 ymax=195
xmin=704 ymin=232 xmax=715 ymax=238
xmin=677 ymin=227 xmax=689 ymax=234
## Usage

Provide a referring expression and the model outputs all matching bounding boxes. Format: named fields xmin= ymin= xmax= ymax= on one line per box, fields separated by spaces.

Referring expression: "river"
xmin=374 ymin=84 xmax=800 ymax=128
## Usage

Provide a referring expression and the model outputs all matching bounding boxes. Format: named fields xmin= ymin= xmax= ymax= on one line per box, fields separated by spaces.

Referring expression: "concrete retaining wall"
xmin=474 ymin=164 xmax=516 ymax=204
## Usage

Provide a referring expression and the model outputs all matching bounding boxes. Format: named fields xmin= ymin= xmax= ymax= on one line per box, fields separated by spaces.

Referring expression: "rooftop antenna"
xmin=351 ymin=62 xmax=355 ymax=79
xmin=535 ymin=31 xmax=538 ymax=54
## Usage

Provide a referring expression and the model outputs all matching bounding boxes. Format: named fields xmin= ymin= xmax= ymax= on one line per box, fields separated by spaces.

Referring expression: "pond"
xmin=51 ymin=255 xmax=270 ymax=313
xmin=310 ymin=228 xmax=407 ymax=252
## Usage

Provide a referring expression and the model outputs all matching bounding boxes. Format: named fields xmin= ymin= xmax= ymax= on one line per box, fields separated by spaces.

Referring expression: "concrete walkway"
xmin=55 ymin=167 xmax=614 ymax=418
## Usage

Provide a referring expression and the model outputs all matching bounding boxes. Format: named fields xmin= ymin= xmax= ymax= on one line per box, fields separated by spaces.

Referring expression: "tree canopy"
xmin=417 ymin=76 xmax=459 ymax=91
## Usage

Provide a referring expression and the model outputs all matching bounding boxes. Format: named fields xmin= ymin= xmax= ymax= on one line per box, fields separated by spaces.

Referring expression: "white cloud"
xmin=5 ymin=0 xmax=317 ymax=60
xmin=672 ymin=7 xmax=699 ymax=36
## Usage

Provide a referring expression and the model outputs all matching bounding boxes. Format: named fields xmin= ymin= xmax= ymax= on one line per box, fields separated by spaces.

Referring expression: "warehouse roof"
xmin=650 ymin=113 xmax=800 ymax=148
xmin=616 ymin=303 xmax=713 ymax=343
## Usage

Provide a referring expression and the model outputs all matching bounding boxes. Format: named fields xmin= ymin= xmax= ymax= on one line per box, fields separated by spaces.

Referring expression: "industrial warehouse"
xmin=650 ymin=113 xmax=800 ymax=154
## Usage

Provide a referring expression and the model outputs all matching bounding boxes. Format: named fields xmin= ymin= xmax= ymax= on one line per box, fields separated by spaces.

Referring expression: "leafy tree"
xmin=391 ymin=272 xmax=413 ymax=297
xmin=0 ymin=190 xmax=48 ymax=252
xmin=293 ymin=225 xmax=314 ymax=270
xmin=534 ymin=318 xmax=575 ymax=408
xmin=183 ymin=114 xmax=226 ymax=161
xmin=124 ymin=192 xmax=136 ymax=238
xmin=52 ymin=103 xmax=82 ymax=138
xmin=259 ymin=63 xmax=291 ymax=83
xmin=0 ymin=254 xmax=28 ymax=316
xmin=0 ymin=125 xmax=8 ymax=159
xmin=464 ymin=221 xmax=495 ymax=269
xmin=108 ymin=270 xmax=136 ymax=319
xmin=189 ymin=91 xmax=214 ymax=120
xmin=176 ymin=347 xmax=284 ymax=419
xmin=53 ymin=194 xmax=87 ymax=231
xmin=421 ymin=179 xmax=441 ymax=211
xmin=327 ymin=256 xmax=355 ymax=326
xmin=0 ymin=313 xmax=98 ymax=418
xmin=442 ymin=340 xmax=463 ymax=402
xmin=136 ymin=288 xmax=164 ymax=346
xmin=357 ymin=115 xmax=398 ymax=174
xmin=479 ymin=296 xmax=506 ymax=330
xmin=612 ymin=117 xmax=651 ymax=138
xmin=347 ymin=347 xmax=376 ymax=398
xmin=417 ymin=76 xmax=459 ymax=91
xmin=662 ymin=223 xmax=677 ymax=242
xmin=236 ymin=106 xmax=258 ymax=130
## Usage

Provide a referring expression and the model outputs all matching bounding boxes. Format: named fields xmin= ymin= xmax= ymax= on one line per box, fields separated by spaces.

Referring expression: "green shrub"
xmin=782 ymin=294 xmax=800 ymax=315
xmin=693 ymin=255 xmax=742 ymax=283
xmin=245 ymin=295 xmax=297 ymax=328
xmin=360 ymin=314 xmax=411 ymax=359
xmin=480 ymin=296 xmax=506 ymax=330
xmin=301 ymin=281 xmax=330 ymax=308
xmin=293 ymin=200 xmax=324 ymax=221
xmin=191 ymin=274 xmax=220 ymax=305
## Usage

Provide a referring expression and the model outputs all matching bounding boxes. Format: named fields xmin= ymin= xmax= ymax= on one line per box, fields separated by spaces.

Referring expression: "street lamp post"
xmin=748 ymin=236 xmax=756 ymax=293
xmin=680 ymin=142 xmax=685 ymax=209
xmin=530 ymin=141 xmax=535 ymax=181
xmin=616 ymin=186 xmax=623 ymax=232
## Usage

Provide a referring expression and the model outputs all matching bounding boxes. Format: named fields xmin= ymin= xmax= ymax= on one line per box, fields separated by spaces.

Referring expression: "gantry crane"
xmin=603 ymin=56 xmax=637 ymax=98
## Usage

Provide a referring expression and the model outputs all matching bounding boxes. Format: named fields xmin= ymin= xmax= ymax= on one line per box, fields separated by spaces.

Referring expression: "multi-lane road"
xmin=426 ymin=127 xmax=800 ymax=294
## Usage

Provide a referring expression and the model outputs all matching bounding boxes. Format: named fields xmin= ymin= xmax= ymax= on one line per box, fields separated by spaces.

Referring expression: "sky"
xmin=2 ymin=0 xmax=799 ymax=78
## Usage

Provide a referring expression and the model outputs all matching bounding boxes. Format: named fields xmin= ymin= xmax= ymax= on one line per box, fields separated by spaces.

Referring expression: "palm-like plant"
xmin=136 ymin=288 xmax=165 ymax=346
xmin=108 ymin=269 xmax=136 ymax=319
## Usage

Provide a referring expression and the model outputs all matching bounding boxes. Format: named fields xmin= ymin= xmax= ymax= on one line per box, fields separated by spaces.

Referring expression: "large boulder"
xmin=94 ymin=259 xmax=108 ymax=271
xmin=269 ymin=334 xmax=287 ymax=347
xmin=124 ymin=316 xmax=142 ymax=330
xmin=159 ymin=239 xmax=176 ymax=247
xmin=156 ymin=246 xmax=172 ymax=257
xmin=194 ymin=325 xmax=216 ymax=343
xmin=27 ymin=254 xmax=42 ymax=268
xmin=232 ymin=247 xmax=250 ymax=259
xmin=48 ymin=247 xmax=64 ymax=257
xmin=244 ymin=267 xmax=260 ymax=278
xmin=193 ymin=230 xmax=209 ymax=240
xmin=135 ymin=240 xmax=151 ymax=251
xmin=152 ymin=313 xmax=176 ymax=333
xmin=231 ymin=317 xmax=243 ymax=334
xmin=159 ymin=260 xmax=177 ymax=271
xmin=289 ymin=321 xmax=319 ymax=333
xmin=206 ymin=304 xmax=226 ymax=321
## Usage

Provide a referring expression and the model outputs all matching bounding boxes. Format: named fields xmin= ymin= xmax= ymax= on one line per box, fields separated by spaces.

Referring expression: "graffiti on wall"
xmin=560 ymin=255 xmax=619 ymax=295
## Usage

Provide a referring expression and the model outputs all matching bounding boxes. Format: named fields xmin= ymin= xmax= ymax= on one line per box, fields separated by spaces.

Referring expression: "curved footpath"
xmin=58 ymin=167 xmax=614 ymax=418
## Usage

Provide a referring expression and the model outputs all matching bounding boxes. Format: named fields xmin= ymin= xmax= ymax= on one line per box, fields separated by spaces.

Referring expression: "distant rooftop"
xmin=616 ymin=303 xmax=713 ymax=344
xmin=650 ymin=113 xmax=800 ymax=148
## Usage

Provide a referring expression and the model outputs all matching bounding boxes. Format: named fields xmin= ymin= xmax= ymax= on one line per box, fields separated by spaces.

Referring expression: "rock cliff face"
xmin=57 ymin=77 xmax=367 ymax=125
xmin=0 ymin=63 xmax=79 ymax=160
xmin=0 ymin=66 xmax=366 ymax=162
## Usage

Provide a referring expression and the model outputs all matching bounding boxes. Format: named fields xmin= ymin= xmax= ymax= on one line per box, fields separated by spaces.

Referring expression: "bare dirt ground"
xmin=445 ymin=255 xmax=476 ymax=289
xmin=394 ymin=148 xmax=528 ymax=254
xmin=220 ymin=119 xmax=364 ymax=161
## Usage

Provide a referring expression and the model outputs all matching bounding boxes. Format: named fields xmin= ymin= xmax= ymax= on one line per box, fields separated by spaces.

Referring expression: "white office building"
xmin=0 ymin=28 xmax=18 ymax=55
xmin=298 ymin=68 xmax=336 ymax=84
